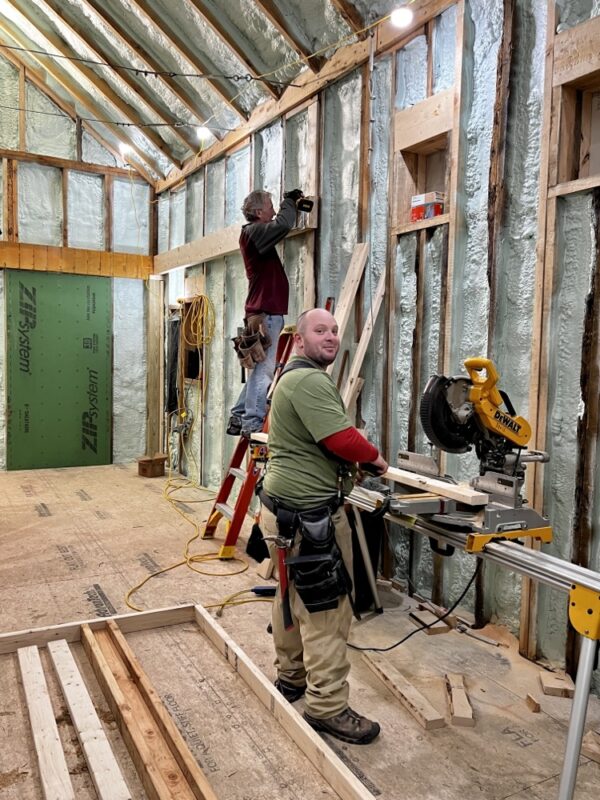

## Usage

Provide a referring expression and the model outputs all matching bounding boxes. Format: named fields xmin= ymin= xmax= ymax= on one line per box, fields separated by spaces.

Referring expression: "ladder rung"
xmin=215 ymin=502 xmax=235 ymax=521
xmin=229 ymin=467 xmax=247 ymax=480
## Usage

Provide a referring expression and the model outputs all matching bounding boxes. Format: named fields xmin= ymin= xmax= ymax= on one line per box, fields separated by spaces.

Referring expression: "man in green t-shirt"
xmin=260 ymin=308 xmax=388 ymax=745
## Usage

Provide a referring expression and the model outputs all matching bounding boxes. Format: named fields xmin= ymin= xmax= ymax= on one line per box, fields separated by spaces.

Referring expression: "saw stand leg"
xmin=557 ymin=636 xmax=598 ymax=800
xmin=558 ymin=582 xmax=600 ymax=800
xmin=351 ymin=505 xmax=383 ymax=614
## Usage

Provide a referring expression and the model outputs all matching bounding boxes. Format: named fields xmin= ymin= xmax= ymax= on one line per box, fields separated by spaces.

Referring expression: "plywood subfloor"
xmin=1 ymin=464 xmax=599 ymax=800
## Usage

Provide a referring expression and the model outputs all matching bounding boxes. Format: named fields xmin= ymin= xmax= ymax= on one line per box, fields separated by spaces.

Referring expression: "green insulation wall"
xmin=5 ymin=271 xmax=112 ymax=469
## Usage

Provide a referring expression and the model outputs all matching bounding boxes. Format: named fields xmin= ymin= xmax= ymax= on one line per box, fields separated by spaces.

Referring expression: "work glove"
xmin=283 ymin=188 xmax=304 ymax=202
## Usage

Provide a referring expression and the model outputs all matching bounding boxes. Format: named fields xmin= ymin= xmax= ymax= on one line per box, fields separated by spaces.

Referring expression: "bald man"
xmin=259 ymin=308 xmax=388 ymax=745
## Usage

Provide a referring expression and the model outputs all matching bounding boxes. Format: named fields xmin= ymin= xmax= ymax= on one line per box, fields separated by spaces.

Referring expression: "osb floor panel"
xmin=0 ymin=464 xmax=599 ymax=800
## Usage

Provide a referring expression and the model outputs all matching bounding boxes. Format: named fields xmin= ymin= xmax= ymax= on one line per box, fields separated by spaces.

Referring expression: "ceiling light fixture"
xmin=390 ymin=6 xmax=414 ymax=28
xmin=119 ymin=142 xmax=131 ymax=158
xmin=197 ymin=126 xmax=212 ymax=142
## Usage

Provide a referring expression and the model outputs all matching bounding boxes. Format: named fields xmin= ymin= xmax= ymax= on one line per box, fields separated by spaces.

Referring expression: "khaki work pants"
xmin=261 ymin=504 xmax=354 ymax=719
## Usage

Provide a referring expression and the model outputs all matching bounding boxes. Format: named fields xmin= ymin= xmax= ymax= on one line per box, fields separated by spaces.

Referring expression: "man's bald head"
xmin=294 ymin=308 xmax=339 ymax=367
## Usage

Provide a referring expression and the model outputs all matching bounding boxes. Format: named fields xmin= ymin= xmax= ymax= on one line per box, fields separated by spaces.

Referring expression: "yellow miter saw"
xmin=393 ymin=358 xmax=552 ymax=553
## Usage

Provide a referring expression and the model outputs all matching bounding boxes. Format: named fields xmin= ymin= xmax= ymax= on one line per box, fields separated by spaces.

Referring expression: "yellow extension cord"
xmin=125 ymin=294 xmax=268 ymax=613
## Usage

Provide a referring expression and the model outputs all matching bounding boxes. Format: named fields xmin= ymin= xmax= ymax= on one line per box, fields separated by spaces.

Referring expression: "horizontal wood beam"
xmin=0 ymin=148 xmax=143 ymax=179
xmin=0 ymin=241 xmax=152 ymax=279
xmin=156 ymin=0 xmax=453 ymax=194
xmin=394 ymin=89 xmax=454 ymax=153
xmin=548 ymin=174 xmax=600 ymax=198
xmin=383 ymin=465 xmax=488 ymax=506
xmin=553 ymin=14 xmax=600 ymax=89
xmin=154 ymin=218 xmax=317 ymax=274
xmin=0 ymin=604 xmax=195 ymax=655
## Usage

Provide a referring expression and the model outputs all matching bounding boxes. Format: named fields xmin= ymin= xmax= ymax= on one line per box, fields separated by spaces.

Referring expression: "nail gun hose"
xmin=347 ymin=560 xmax=482 ymax=653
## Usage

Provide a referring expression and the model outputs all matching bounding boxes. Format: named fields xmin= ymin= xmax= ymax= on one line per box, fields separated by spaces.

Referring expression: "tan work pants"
xmin=261 ymin=504 xmax=353 ymax=719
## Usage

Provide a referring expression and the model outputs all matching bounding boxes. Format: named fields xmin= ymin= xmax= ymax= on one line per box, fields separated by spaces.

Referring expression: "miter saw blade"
xmin=419 ymin=374 xmax=476 ymax=453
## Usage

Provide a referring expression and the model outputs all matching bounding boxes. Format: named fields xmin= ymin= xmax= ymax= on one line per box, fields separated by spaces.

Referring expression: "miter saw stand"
xmin=349 ymin=357 xmax=600 ymax=800
xmin=391 ymin=448 xmax=552 ymax=555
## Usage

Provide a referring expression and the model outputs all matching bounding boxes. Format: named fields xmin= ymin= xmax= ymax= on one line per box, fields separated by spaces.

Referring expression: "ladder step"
xmin=229 ymin=467 xmax=247 ymax=480
xmin=215 ymin=502 xmax=235 ymax=521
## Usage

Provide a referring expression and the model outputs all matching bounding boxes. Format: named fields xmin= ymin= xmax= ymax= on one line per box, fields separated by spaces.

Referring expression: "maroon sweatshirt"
xmin=239 ymin=197 xmax=296 ymax=316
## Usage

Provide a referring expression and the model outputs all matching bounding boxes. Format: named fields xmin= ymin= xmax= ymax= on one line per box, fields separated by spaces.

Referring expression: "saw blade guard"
xmin=419 ymin=374 xmax=475 ymax=453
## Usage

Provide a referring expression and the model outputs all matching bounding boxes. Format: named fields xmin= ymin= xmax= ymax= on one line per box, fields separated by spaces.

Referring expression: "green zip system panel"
xmin=5 ymin=270 xmax=112 ymax=469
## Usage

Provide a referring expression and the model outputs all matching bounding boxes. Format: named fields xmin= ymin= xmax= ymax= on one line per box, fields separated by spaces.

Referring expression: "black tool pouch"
xmin=286 ymin=509 xmax=352 ymax=613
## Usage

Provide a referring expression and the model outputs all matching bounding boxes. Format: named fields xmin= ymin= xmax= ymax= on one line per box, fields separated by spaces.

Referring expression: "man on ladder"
xmin=228 ymin=187 xmax=311 ymax=438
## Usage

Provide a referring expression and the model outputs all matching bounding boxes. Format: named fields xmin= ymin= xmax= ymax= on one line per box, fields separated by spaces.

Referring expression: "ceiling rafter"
xmin=127 ymin=0 xmax=248 ymax=121
xmin=0 ymin=22 xmax=163 ymax=178
xmin=3 ymin=0 xmax=178 ymax=170
xmin=34 ymin=0 xmax=197 ymax=153
xmin=0 ymin=43 xmax=153 ymax=182
xmin=253 ymin=0 xmax=326 ymax=73
xmin=79 ymin=0 xmax=217 ymax=142
xmin=329 ymin=0 xmax=366 ymax=35
xmin=184 ymin=0 xmax=279 ymax=100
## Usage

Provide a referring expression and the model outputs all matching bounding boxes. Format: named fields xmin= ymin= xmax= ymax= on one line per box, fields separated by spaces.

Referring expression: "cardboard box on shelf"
xmin=410 ymin=191 xmax=446 ymax=222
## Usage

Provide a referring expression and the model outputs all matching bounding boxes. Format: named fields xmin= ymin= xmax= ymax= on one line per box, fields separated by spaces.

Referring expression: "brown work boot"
xmin=303 ymin=707 xmax=380 ymax=745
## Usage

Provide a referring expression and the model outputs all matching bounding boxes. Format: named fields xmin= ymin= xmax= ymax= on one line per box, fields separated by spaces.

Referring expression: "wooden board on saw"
xmin=383 ymin=466 xmax=488 ymax=506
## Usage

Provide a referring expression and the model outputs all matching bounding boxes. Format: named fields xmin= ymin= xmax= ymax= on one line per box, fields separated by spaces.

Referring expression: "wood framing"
xmin=78 ymin=0 xmax=209 ymax=133
xmin=253 ymin=0 xmax=324 ymax=72
xmin=156 ymin=0 xmax=461 ymax=194
xmin=0 ymin=22 xmax=162 ymax=178
xmin=47 ymin=639 xmax=132 ymax=800
xmin=0 ymin=149 xmax=139 ymax=180
xmin=18 ymin=63 xmax=25 ymax=151
xmin=2 ymin=158 xmax=18 ymax=242
xmin=35 ymin=0 xmax=197 ymax=153
xmin=362 ymin=653 xmax=446 ymax=730
xmin=329 ymin=0 xmax=365 ymax=35
xmin=6 ymin=0 xmax=180 ymax=169
xmin=552 ymin=14 xmax=600 ymax=89
xmin=82 ymin=622 xmax=217 ymax=800
xmin=127 ymin=0 xmax=247 ymax=121
xmin=393 ymin=89 xmax=454 ymax=153
xmin=147 ymin=277 xmax=165 ymax=455
xmin=17 ymin=646 xmax=76 ymax=799
xmin=0 ymin=241 xmax=152 ymax=278
xmin=184 ymin=0 xmax=279 ymax=100
xmin=154 ymin=219 xmax=317 ymax=274
xmin=0 ymin=44 xmax=147 ymax=181
xmin=340 ymin=268 xmax=386 ymax=410
xmin=0 ymin=605 xmax=378 ymax=800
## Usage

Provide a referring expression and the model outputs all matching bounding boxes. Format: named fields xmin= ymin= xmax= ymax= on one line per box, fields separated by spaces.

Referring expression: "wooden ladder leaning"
xmin=201 ymin=325 xmax=295 ymax=558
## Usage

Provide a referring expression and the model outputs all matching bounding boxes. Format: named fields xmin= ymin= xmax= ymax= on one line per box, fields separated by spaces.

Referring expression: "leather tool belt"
xmin=232 ymin=313 xmax=271 ymax=370
xmin=259 ymin=490 xmax=351 ymax=614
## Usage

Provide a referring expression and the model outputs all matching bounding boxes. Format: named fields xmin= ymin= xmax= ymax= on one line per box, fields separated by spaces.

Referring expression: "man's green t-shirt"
xmin=262 ymin=357 xmax=355 ymax=509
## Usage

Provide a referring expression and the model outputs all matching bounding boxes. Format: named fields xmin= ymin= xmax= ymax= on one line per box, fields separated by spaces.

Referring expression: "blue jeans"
xmin=231 ymin=314 xmax=284 ymax=432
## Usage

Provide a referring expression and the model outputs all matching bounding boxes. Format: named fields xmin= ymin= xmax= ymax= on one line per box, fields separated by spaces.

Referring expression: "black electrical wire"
xmin=0 ymin=42 xmax=302 ymax=87
xmin=348 ymin=559 xmax=483 ymax=653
